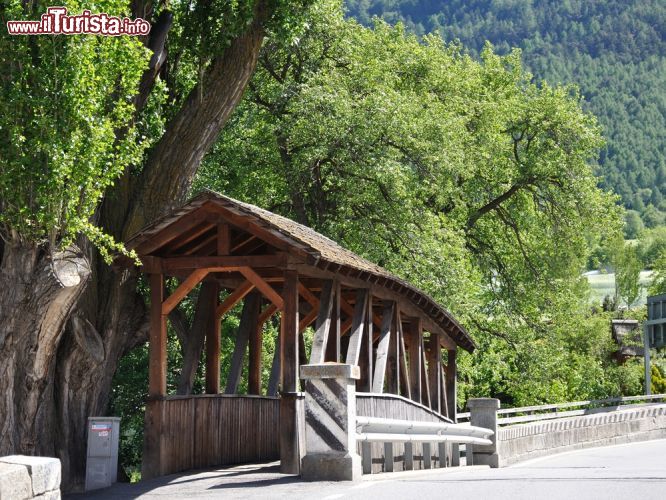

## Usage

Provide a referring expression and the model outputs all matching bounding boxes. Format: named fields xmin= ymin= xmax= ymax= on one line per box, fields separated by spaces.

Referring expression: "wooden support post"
xmin=372 ymin=300 xmax=395 ymax=393
xmin=309 ymin=279 xmax=334 ymax=364
xmin=249 ymin=303 xmax=264 ymax=395
xmin=226 ymin=291 xmax=261 ymax=394
xmin=423 ymin=443 xmax=433 ymax=469
xmin=421 ymin=333 xmax=431 ymax=409
xmin=438 ymin=442 xmax=448 ymax=468
xmin=299 ymin=328 xmax=307 ymax=368
xmin=404 ymin=442 xmax=414 ymax=470
xmin=144 ymin=273 xmax=166 ymax=480
xmin=386 ymin=306 xmax=399 ymax=394
xmin=334 ymin=280 xmax=341 ymax=361
xmin=267 ymin=329 xmax=280 ymax=397
xmin=406 ymin=319 xmax=422 ymax=404
xmin=397 ymin=314 xmax=411 ymax=399
xmin=446 ymin=348 xmax=457 ymax=421
xmin=441 ymin=365 xmax=449 ymax=419
xmin=384 ymin=442 xmax=394 ymax=472
xmin=366 ymin=294 xmax=374 ymax=392
xmin=426 ymin=334 xmax=442 ymax=414
xmin=325 ymin=280 xmax=341 ymax=362
xmin=205 ymin=282 xmax=220 ymax=394
xmin=346 ymin=289 xmax=368 ymax=365
xmin=149 ymin=273 xmax=167 ymax=397
xmin=280 ymin=270 xmax=300 ymax=474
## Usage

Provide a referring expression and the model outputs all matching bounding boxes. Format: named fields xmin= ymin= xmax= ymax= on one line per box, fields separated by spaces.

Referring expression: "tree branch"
xmin=466 ymin=176 xmax=536 ymax=231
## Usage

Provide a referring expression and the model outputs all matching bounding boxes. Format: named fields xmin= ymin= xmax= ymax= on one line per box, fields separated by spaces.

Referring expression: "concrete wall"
xmin=498 ymin=404 xmax=666 ymax=466
xmin=0 ymin=455 xmax=61 ymax=500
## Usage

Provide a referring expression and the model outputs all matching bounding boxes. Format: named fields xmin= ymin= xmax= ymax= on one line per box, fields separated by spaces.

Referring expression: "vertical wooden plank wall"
xmin=150 ymin=395 xmax=281 ymax=476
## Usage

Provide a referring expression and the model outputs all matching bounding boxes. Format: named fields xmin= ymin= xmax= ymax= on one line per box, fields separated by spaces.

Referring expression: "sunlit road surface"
xmin=73 ymin=439 xmax=666 ymax=500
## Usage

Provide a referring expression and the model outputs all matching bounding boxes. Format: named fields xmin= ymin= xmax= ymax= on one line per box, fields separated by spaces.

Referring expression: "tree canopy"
xmin=196 ymin=0 xmax=636 ymax=406
xmin=346 ymin=0 xmax=666 ymax=232
xmin=0 ymin=0 xmax=147 ymax=256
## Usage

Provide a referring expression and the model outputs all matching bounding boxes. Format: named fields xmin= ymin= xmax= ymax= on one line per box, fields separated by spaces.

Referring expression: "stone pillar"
xmin=468 ymin=398 xmax=500 ymax=468
xmin=300 ymin=363 xmax=362 ymax=481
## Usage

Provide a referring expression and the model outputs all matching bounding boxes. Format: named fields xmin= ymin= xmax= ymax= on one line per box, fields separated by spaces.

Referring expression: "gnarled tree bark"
xmin=0 ymin=244 xmax=90 ymax=458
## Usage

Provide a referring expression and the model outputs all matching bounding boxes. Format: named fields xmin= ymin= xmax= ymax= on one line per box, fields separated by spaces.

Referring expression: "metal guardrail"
xmin=356 ymin=416 xmax=493 ymax=445
xmin=457 ymin=393 xmax=666 ymax=426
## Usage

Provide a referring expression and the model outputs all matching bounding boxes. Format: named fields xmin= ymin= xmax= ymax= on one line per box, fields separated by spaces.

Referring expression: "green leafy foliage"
xmin=0 ymin=1 xmax=149 ymax=256
xmin=612 ymin=238 xmax=642 ymax=308
xmin=651 ymin=365 xmax=666 ymax=394
xmin=195 ymin=1 xmax=637 ymax=408
xmin=346 ymin=0 xmax=666 ymax=228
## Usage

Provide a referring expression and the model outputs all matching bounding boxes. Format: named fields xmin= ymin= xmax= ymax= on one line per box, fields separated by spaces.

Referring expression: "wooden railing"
xmin=356 ymin=392 xmax=453 ymax=423
xmin=457 ymin=393 xmax=666 ymax=426
xmin=146 ymin=394 xmax=280 ymax=476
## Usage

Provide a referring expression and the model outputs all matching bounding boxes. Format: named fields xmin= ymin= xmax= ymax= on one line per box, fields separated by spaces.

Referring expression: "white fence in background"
xmin=457 ymin=393 xmax=666 ymax=426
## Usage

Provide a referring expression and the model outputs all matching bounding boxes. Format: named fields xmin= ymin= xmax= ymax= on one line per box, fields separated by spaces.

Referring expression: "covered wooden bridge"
xmin=123 ymin=190 xmax=475 ymax=478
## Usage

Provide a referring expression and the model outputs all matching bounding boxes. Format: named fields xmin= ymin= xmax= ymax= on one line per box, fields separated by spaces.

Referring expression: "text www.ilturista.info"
xmin=6 ymin=7 xmax=150 ymax=36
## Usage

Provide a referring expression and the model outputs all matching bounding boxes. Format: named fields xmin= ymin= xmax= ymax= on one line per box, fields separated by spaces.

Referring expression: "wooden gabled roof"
xmin=125 ymin=190 xmax=475 ymax=352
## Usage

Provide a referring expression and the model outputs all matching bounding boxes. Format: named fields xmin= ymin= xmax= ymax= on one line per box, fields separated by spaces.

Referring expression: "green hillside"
xmin=347 ymin=0 xmax=666 ymax=233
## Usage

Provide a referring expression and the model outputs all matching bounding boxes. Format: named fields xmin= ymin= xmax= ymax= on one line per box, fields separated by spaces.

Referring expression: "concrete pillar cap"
xmin=300 ymin=363 xmax=360 ymax=380
xmin=467 ymin=398 xmax=501 ymax=409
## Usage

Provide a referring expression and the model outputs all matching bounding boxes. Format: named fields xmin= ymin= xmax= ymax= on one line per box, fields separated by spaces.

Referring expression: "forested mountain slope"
xmin=347 ymin=0 xmax=666 ymax=230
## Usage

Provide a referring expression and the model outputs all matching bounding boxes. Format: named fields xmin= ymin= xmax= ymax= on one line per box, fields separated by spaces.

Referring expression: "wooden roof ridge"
xmin=125 ymin=189 xmax=475 ymax=352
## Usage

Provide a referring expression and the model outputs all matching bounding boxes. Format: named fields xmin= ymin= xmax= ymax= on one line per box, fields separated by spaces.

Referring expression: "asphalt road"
xmin=73 ymin=439 xmax=666 ymax=500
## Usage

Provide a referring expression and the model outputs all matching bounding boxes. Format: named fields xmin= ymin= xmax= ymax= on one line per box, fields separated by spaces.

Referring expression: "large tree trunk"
xmin=0 ymin=244 xmax=90 ymax=459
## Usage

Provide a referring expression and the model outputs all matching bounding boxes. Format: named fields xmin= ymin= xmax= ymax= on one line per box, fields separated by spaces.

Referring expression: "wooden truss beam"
xmin=292 ymin=264 xmax=457 ymax=349
xmin=372 ymin=300 xmax=395 ymax=393
xmin=146 ymin=254 xmax=287 ymax=273
xmin=309 ymin=280 xmax=335 ymax=364
xmin=345 ymin=289 xmax=369 ymax=365
xmin=397 ymin=310 xmax=411 ymax=400
xmin=426 ymin=335 xmax=442 ymax=414
xmin=406 ymin=318 xmax=423 ymax=404
xmin=258 ymin=303 xmax=278 ymax=326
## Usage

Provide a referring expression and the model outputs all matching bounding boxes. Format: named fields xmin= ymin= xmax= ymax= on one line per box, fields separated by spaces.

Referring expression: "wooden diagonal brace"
xmin=215 ymin=280 xmax=254 ymax=320
xmin=309 ymin=280 xmax=335 ymax=364
xmin=162 ymin=268 xmax=209 ymax=315
xmin=239 ymin=266 xmax=284 ymax=310
xmin=372 ymin=300 xmax=396 ymax=393
xmin=346 ymin=289 xmax=369 ymax=366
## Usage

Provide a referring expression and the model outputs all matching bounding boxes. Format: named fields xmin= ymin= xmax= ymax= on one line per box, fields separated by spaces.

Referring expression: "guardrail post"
xmin=300 ymin=363 xmax=362 ymax=481
xmin=468 ymin=398 xmax=500 ymax=468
